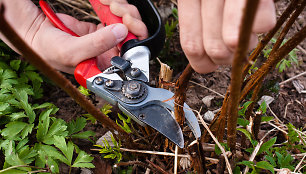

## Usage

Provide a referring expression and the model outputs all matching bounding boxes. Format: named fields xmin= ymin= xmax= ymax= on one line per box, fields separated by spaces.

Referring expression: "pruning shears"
xmin=39 ymin=0 xmax=201 ymax=148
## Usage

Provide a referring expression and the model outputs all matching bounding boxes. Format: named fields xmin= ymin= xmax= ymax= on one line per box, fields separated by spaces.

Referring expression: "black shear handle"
xmin=121 ymin=0 xmax=166 ymax=59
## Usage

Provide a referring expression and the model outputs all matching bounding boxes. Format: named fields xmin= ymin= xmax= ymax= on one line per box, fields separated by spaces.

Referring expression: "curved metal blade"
xmin=124 ymin=86 xmax=201 ymax=139
xmin=120 ymin=101 xmax=184 ymax=148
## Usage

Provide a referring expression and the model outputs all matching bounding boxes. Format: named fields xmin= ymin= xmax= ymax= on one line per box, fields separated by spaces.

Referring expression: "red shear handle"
xmin=39 ymin=0 xmax=102 ymax=88
xmin=88 ymin=0 xmax=137 ymax=49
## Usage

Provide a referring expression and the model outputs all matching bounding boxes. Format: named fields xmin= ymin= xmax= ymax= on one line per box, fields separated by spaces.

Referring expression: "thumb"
xmin=66 ymin=23 xmax=128 ymax=65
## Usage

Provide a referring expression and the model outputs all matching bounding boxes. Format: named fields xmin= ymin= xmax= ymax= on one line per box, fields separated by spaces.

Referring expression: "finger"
xmin=110 ymin=1 xmax=142 ymax=20
xmin=202 ymin=0 xmax=232 ymax=65
xmin=253 ymin=0 xmax=276 ymax=33
xmin=178 ymin=0 xmax=218 ymax=73
xmin=223 ymin=0 xmax=246 ymax=51
xmin=57 ymin=14 xmax=97 ymax=36
xmin=122 ymin=14 xmax=148 ymax=40
xmin=97 ymin=47 xmax=119 ymax=70
xmin=64 ymin=23 xmax=128 ymax=66
xmin=100 ymin=0 xmax=127 ymax=5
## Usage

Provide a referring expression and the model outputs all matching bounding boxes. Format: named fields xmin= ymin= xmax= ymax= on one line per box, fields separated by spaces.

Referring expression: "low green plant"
xmin=262 ymin=38 xmax=299 ymax=72
xmin=94 ymin=134 xmax=122 ymax=163
xmin=0 ymin=41 xmax=95 ymax=173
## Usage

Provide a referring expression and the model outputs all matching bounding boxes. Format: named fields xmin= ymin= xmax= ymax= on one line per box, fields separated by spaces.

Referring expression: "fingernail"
xmin=111 ymin=24 xmax=127 ymax=42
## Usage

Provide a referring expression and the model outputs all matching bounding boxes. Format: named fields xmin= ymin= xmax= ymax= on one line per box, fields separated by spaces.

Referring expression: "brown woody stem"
xmin=174 ymin=64 xmax=194 ymax=126
xmin=227 ymin=0 xmax=260 ymax=151
xmin=240 ymin=25 xmax=306 ymax=102
xmin=242 ymin=0 xmax=299 ymax=77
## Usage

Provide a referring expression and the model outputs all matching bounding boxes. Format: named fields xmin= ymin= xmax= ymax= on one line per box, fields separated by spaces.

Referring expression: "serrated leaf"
xmin=5 ymin=153 xmax=31 ymax=171
xmin=53 ymin=136 xmax=73 ymax=166
xmin=12 ymin=89 xmax=35 ymax=123
xmin=72 ymin=151 xmax=94 ymax=168
xmin=9 ymin=112 xmax=27 ymax=121
xmin=42 ymin=118 xmax=68 ymax=144
xmin=1 ymin=121 xmax=28 ymax=140
xmin=0 ymin=102 xmax=9 ymax=111
xmin=265 ymin=155 xmax=276 ymax=167
xmin=10 ymin=60 xmax=21 ymax=71
xmin=18 ymin=146 xmax=37 ymax=164
xmin=36 ymin=110 xmax=51 ymax=142
xmin=20 ymin=123 xmax=34 ymax=139
xmin=24 ymin=71 xmax=42 ymax=82
xmin=71 ymin=131 xmax=95 ymax=139
xmin=37 ymin=144 xmax=66 ymax=162
xmin=67 ymin=117 xmax=87 ymax=136
xmin=258 ymin=137 xmax=276 ymax=155
xmin=256 ymin=161 xmax=274 ymax=173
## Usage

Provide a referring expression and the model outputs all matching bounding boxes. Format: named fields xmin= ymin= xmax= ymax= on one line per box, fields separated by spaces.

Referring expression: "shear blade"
xmin=130 ymin=102 xmax=184 ymax=148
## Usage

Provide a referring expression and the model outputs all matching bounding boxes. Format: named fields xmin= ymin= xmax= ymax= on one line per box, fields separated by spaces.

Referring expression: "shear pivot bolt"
xmin=130 ymin=68 xmax=141 ymax=77
xmin=105 ymin=79 xmax=114 ymax=87
xmin=122 ymin=81 xmax=145 ymax=99
xmin=94 ymin=77 xmax=104 ymax=85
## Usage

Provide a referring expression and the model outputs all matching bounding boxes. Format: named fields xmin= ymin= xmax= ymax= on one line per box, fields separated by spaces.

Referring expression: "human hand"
xmin=177 ymin=0 xmax=276 ymax=74
xmin=1 ymin=0 xmax=148 ymax=74
xmin=33 ymin=0 xmax=148 ymax=74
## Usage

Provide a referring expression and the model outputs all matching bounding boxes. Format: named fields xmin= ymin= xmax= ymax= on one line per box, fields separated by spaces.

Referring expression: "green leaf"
xmin=258 ymin=101 xmax=267 ymax=114
xmin=1 ymin=121 xmax=28 ymax=140
xmin=258 ymin=137 xmax=277 ymax=155
xmin=78 ymin=86 xmax=91 ymax=96
xmin=83 ymin=113 xmax=97 ymax=124
xmin=261 ymin=116 xmax=274 ymax=122
xmin=237 ymin=118 xmax=250 ymax=127
xmin=71 ymin=131 xmax=95 ymax=139
xmin=237 ymin=128 xmax=253 ymax=142
xmin=42 ymin=118 xmax=68 ymax=144
xmin=36 ymin=110 xmax=51 ymax=142
xmin=20 ymin=123 xmax=34 ymax=139
xmin=256 ymin=161 xmax=274 ymax=174
xmin=72 ymin=151 xmax=94 ymax=168
xmin=67 ymin=117 xmax=87 ymax=136
xmin=24 ymin=71 xmax=42 ymax=83
xmin=5 ymin=153 xmax=31 ymax=171
xmin=0 ymin=102 xmax=9 ymax=111
xmin=53 ymin=136 xmax=73 ymax=166
xmin=239 ymin=101 xmax=253 ymax=116
xmin=12 ymin=89 xmax=35 ymax=123
xmin=9 ymin=112 xmax=27 ymax=121
xmin=101 ymin=104 xmax=112 ymax=116
xmin=238 ymin=161 xmax=254 ymax=168
xmin=10 ymin=60 xmax=21 ymax=71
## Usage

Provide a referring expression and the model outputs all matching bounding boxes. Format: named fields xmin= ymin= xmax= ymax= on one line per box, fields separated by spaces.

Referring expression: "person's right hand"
xmin=177 ymin=0 xmax=276 ymax=74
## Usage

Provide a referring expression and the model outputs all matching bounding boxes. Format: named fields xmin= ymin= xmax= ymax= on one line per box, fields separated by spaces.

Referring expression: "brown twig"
xmin=240 ymin=25 xmax=306 ymax=102
xmin=270 ymin=0 xmax=306 ymax=56
xmin=174 ymin=64 xmax=194 ymax=126
xmin=227 ymin=0 xmax=260 ymax=151
xmin=146 ymin=159 xmax=169 ymax=174
xmin=0 ymin=5 xmax=133 ymax=144
xmin=242 ymin=0 xmax=299 ymax=77
xmin=116 ymin=161 xmax=160 ymax=173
